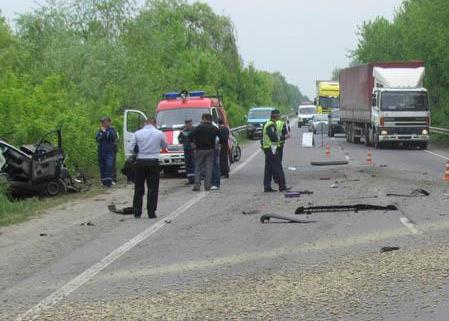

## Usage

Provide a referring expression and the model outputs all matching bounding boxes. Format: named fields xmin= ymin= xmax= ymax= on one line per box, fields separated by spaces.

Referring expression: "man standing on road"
xmin=190 ymin=113 xmax=220 ymax=191
xmin=178 ymin=119 xmax=195 ymax=185
xmin=218 ymin=119 xmax=230 ymax=178
xmin=262 ymin=110 xmax=290 ymax=192
xmin=128 ymin=118 xmax=167 ymax=219
xmin=96 ymin=116 xmax=117 ymax=187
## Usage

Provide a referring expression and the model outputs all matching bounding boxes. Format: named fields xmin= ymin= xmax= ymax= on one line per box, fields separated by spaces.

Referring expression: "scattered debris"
xmin=285 ymin=192 xmax=301 ymax=198
xmin=371 ymin=174 xmax=377 ymax=178
xmin=386 ymin=189 xmax=430 ymax=197
xmin=95 ymin=198 xmax=107 ymax=202
xmin=319 ymin=177 xmax=331 ymax=181
xmin=287 ymin=167 xmax=297 ymax=171
xmin=260 ymin=214 xmax=315 ymax=224
xmin=164 ymin=219 xmax=172 ymax=224
xmin=330 ymin=184 xmax=338 ymax=189
xmin=242 ymin=209 xmax=260 ymax=215
xmin=119 ymin=218 xmax=125 ymax=222
xmin=39 ymin=233 xmax=48 ymax=237
xmin=380 ymin=164 xmax=388 ymax=168
xmin=108 ymin=204 xmax=134 ymax=215
xmin=81 ymin=221 xmax=95 ymax=226
xmin=380 ymin=246 xmax=400 ymax=253
xmin=295 ymin=204 xmax=398 ymax=215
xmin=311 ymin=161 xmax=349 ymax=166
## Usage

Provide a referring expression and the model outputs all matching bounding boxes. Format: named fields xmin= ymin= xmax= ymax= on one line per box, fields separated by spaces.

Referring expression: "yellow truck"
xmin=315 ymin=81 xmax=340 ymax=114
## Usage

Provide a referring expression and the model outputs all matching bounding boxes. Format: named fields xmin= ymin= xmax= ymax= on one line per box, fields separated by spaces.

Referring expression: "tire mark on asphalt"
xmin=16 ymin=149 xmax=261 ymax=321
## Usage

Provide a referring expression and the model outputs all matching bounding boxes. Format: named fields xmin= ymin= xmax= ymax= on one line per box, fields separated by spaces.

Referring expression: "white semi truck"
xmin=340 ymin=61 xmax=430 ymax=149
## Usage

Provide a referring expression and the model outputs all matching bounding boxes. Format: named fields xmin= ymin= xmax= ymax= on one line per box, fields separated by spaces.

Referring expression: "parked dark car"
xmin=328 ymin=109 xmax=345 ymax=137
xmin=246 ymin=107 xmax=275 ymax=139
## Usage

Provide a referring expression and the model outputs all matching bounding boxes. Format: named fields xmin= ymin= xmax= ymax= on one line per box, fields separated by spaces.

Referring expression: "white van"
xmin=297 ymin=105 xmax=317 ymax=127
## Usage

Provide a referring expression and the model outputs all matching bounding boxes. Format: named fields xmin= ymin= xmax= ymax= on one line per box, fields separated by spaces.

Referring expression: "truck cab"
xmin=370 ymin=67 xmax=430 ymax=148
xmin=123 ymin=91 xmax=233 ymax=174
xmin=315 ymin=81 xmax=340 ymax=114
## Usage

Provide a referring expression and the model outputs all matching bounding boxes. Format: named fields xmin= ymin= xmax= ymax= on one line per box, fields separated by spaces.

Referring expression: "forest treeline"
xmin=348 ymin=0 xmax=448 ymax=127
xmin=0 ymin=0 xmax=304 ymax=171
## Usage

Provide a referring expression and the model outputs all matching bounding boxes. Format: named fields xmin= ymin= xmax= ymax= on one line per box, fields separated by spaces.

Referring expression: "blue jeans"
xmin=212 ymin=149 xmax=221 ymax=188
xmin=99 ymin=152 xmax=114 ymax=187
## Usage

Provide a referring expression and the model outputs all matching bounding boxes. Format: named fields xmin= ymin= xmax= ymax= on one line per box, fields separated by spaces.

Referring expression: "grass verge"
xmin=430 ymin=133 xmax=449 ymax=148
xmin=0 ymin=182 xmax=108 ymax=226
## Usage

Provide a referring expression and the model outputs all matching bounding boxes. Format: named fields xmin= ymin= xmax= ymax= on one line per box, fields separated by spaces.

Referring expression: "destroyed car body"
xmin=0 ymin=130 xmax=79 ymax=196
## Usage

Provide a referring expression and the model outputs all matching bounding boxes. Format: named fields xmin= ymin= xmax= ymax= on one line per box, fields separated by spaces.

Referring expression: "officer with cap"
xmin=261 ymin=109 xmax=290 ymax=192
xmin=96 ymin=116 xmax=118 ymax=187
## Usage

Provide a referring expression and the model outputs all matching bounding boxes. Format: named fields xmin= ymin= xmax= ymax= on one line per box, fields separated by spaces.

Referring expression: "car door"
xmin=123 ymin=109 xmax=148 ymax=159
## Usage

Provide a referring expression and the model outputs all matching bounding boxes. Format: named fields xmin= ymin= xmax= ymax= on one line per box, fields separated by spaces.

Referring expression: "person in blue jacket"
xmin=96 ymin=117 xmax=117 ymax=187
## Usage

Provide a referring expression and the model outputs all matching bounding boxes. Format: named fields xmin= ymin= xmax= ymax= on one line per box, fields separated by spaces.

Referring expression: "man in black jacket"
xmin=218 ymin=119 xmax=230 ymax=178
xmin=190 ymin=113 xmax=220 ymax=191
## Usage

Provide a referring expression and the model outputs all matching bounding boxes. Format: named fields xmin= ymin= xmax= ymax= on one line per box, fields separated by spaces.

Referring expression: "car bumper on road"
xmin=159 ymin=153 xmax=185 ymax=167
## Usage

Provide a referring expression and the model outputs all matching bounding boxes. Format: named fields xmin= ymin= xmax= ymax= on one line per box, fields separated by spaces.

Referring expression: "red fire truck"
xmin=123 ymin=91 xmax=235 ymax=175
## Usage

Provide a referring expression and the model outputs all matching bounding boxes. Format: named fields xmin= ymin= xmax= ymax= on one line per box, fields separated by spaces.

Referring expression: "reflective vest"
xmin=276 ymin=120 xmax=285 ymax=145
xmin=262 ymin=120 xmax=278 ymax=149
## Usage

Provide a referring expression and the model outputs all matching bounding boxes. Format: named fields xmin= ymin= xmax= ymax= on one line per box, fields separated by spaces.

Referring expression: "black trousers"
xmin=220 ymin=146 xmax=230 ymax=176
xmin=133 ymin=159 xmax=160 ymax=216
xmin=264 ymin=149 xmax=286 ymax=190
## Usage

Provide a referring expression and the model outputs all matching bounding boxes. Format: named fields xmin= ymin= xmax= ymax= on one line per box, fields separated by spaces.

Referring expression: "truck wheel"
xmin=374 ymin=135 xmax=382 ymax=149
xmin=364 ymin=129 xmax=370 ymax=146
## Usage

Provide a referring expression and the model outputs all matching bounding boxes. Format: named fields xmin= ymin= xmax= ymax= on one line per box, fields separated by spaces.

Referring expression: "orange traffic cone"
xmin=444 ymin=160 xmax=449 ymax=182
xmin=366 ymin=149 xmax=373 ymax=165
xmin=325 ymin=144 xmax=331 ymax=157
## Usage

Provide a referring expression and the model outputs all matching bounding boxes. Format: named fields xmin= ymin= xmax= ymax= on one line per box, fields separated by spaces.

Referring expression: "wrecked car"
xmin=0 ymin=130 xmax=80 ymax=197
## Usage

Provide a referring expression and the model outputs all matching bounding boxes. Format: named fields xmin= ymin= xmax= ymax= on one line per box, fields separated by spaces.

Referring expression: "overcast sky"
xmin=1 ymin=0 xmax=403 ymax=98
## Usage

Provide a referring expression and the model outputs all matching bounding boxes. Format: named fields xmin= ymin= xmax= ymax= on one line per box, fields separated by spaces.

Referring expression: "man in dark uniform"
xmin=218 ymin=119 xmax=230 ymax=178
xmin=178 ymin=119 xmax=195 ymax=185
xmin=96 ymin=117 xmax=117 ymax=187
xmin=261 ymin=110 xmax=290 ymax=192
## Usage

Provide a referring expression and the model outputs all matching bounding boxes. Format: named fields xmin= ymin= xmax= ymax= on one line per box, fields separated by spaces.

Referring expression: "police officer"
xmin=262 ymin=110 xmax=290 ymax=192
xmin=178 ymin=119 xmax=195 ymax=185
xmin=96 ymin=116 xmax=118 ymax=187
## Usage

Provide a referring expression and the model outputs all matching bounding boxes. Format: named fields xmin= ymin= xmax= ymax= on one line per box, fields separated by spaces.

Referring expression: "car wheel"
xmin=234 ymin=146 xmax=242 ymax=162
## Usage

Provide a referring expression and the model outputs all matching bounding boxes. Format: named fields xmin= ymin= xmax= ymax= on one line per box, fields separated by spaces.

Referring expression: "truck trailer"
xmin=340 ymin=61 xmax=430 ymax=149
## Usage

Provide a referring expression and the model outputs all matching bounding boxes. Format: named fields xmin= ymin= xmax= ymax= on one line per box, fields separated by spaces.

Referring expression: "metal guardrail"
xmin=430 ymin=126 xmax=449 ymax=136
xmin=231 ymin=125 xmax=247 ymax=133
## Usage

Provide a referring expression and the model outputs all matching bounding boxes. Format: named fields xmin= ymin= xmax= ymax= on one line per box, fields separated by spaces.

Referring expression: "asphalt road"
xmin=2 ymin=123 xmax=449 ymax=321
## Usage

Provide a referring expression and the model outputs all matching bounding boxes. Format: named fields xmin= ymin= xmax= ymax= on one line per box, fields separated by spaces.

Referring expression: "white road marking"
xmin=400 ymin=217 xmax=423 ymax=235
xmin=17 ymin=148 xmax=261 ymax=321
xmin=424 ymin=150 xmax=449 ymax=160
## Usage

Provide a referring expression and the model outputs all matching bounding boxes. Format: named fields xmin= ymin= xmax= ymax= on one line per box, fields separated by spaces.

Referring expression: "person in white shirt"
xmin=128 ymin=118 xmax=167 ymax=219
